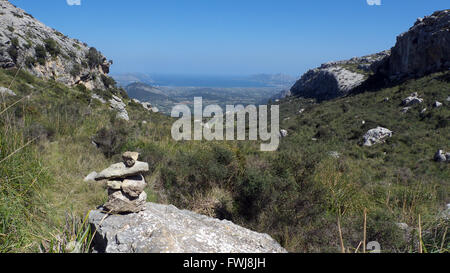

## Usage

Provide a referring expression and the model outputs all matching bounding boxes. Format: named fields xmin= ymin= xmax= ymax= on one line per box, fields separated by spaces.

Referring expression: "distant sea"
xmin=148 ymin=74 xmax=270 ymax=88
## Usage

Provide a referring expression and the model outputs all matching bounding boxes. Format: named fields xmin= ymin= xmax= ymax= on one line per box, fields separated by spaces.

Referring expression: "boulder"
xmin=402 ymin=93 xmax=423 ymax=106
xmin=433 ymin=101 xmax=443 ymax=108
xmin=280 ymin=129 xmax=288 ymax=138
xmin=0 ymin=86 xmax=16 ymax=97
xmin=103 ymin=190 xmax=147 ymax=214
xmin=89 ymin=202 xmax=288 ymax=253
xmin=95 ymin=161 xmax=149 ymax=181
xmin=109 ymin=95 xmax=129 ymax=121
xmin=363 ymin=127 xmax=393 ymax=146
xmin=434 ymin=150 xmax=447 ymax=162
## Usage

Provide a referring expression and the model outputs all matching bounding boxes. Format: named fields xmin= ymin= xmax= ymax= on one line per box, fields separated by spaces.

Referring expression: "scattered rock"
xmin=298 ymin=108 xmax=305 ymax=114
xmin=95 ymin=161 xmax=149 ymax=181
xmin=122 ymin=151 xmax=140 ymax=167
xmin=363 ymin=127 xmax=393 ymax=146
xmin=280 ymin=129 xmax=288 ymax=138
xmin=109 ymin=95 xmax=129 ymax=121
xmin=402 ymin=92 xmax=423 ymax=106
xmin=329 ymin=151 xmax=340 ymax=159
xmin=421 ymin=108 xmax=427 ymax=114
xmin=83 ymin=171 xmax=98 ymax=182
xmin=433 ymin=101 xmax=443 ymax=108
xmin=401 ymin=107 xmax=411 ymax=113
xmin=0 ymin=86 xmax=16 ymax=97
xmin=89 ymin=202 xmax=288 ymax=253
xmin=91 ymin=93 xmax=106 ymax=104
xmin=434 ymin=150 xmax=448 ymax=162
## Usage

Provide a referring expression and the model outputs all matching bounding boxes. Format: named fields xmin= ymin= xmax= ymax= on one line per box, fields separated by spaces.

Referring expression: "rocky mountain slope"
xmin=0 ymin=0 xmax=112 ymax=90
xmin=291 ymin=9 xmax=450 ymax=100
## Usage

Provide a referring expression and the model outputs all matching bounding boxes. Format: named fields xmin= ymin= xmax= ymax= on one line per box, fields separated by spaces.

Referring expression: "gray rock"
xmin=122 ymin=174 xmax=147 ymax=198
xmin=89 ymin=202 xmax=287 ymax=253
xmin=401 ymin=107 xmax=411 ymax=113
xmin=279 ymin=129 xmax=288 ymax=138
xmin=434 ymin=150 xmax=447 ymax=162
xmin=109 ymin=95 xmax=129 ymax=121
xmin=0 ymin=1 xmax=112 ymax=90
xmin=433 ymin=101 xmax=443 ymax=108
xmin=0 ymin=86 xmax=16 ymax=97
xmin=122 ymin=151 xmax=139 ymax=167
xmin=402 ymin=93 xmax=423 ymax=106
xmin=91 ymin=94 xmax=106 ymax=104
xmin=103 ymin=190 xmax=147 ymax=214
xmin=328 ymin=151 xmax=340 ymax=159
xmin=290 ymin=51 xmax=390 ymax=100
xmin=95 ymin=161 xmax=149 ymax=181
xmin=386 ymin=10 xmax=450 ymax=80
xmin=83 ymin=171 xmax=98 ymax=182
xmin=363 ymin=127 xmax=393 ymax=146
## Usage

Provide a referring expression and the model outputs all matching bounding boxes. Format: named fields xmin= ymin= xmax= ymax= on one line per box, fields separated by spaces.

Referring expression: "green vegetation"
xmin=86 ymin=47 xmax=103 ymax=68
xmin=0 ymin=67 xmax=448 ymax=253
xmin=34 ymin=45 xmax=46 ymax=65
xmin=43 ymin=38 xmax=60 ymax=58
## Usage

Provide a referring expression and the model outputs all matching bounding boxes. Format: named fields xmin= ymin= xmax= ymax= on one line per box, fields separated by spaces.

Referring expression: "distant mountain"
xmin=125 ymin=82 xmax=169 ymax=101
xmin=248 ymin=73 xmax=297 ymax=87
xmin=111 ymin=73 xmax=155 ymax=87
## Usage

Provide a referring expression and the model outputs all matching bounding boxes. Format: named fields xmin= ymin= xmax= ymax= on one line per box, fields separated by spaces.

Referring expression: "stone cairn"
xmin=94 ymin=152 xmax=149 ymax=214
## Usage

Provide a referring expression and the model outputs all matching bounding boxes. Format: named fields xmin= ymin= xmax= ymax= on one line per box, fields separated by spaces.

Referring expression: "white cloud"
xmin=66 ymin=0 xmax=81 ymax=6
xmin=367 ymin=0 xmax=381 ymax=5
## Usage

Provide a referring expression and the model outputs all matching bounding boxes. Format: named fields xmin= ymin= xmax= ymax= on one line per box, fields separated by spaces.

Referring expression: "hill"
xmin=0 ymin=0 xmax=115 ymax=90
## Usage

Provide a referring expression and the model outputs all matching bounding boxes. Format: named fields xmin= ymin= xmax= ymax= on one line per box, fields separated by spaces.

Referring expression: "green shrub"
xmin=44 ymin=38 xmax=60 ymax=57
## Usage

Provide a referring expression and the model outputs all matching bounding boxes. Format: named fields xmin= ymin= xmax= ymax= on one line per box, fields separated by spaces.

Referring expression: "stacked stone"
xmin=95 ymin=152 xmax=149 ymax=214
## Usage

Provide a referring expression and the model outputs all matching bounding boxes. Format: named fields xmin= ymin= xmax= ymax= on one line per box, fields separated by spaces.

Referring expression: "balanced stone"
xmin=122 ymin=151 xmax=140 ymax=167
xmin=122 ymin=174 xmax=147 ymax=198
xmin=95 ymin=161 xmax=149 ymax=181
xmin=103 ymin=190 xmax=147 ymax=214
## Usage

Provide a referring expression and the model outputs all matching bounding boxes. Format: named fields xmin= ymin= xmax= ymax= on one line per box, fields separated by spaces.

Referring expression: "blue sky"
xmin=9 ymin=0 xmax=450 ymax=76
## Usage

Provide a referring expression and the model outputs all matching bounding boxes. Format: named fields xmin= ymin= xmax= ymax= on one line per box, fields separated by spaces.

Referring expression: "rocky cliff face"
xmin=384 ymin=10 xmax=450 ymax=80
xmin=291 ymin=9 xmax=450 ymax=101
xmin=290 ymin=51 xmax=390 ymax=100
xmin=89 ymin=203 xmax=287 ymax=253
xmin=0 ymin=0 xmax=112 ymax=90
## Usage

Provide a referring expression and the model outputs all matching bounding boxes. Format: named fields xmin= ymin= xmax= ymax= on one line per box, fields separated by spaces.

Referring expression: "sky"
xmin=8 ymin=0 xmax=450 ymax=76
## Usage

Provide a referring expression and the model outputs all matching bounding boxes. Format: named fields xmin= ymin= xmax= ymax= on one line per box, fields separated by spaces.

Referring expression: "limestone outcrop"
xmin=0 ymin=0 xmax=113 ymax=90
xmin=384 ymin=10 xmax=450 ymax=81
xmin=290 ymin=51 xmax=390 ymax=100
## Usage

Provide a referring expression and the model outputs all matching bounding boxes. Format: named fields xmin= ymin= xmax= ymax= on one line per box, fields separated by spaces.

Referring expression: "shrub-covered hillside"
xmin=0 ymin=67 xmax=448 ymax=253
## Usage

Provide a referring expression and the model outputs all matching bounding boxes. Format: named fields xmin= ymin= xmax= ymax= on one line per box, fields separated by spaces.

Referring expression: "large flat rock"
xmin=89 ymin=202 xmax=287 ymax=253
